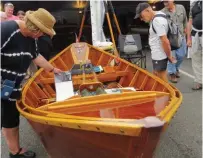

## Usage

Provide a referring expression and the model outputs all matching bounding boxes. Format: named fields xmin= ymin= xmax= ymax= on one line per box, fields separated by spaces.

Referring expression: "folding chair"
xmin=118 ymin=34 xmax=146 ymax=68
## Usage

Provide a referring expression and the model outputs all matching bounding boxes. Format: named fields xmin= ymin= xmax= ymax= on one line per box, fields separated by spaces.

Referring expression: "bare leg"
xmin=2 ymin=127 xmax=20 ymax=154
xmin=2 ymin=127 xmax=27 ymax=155
xmin=153 ymin=70 xmax=168 ymax=82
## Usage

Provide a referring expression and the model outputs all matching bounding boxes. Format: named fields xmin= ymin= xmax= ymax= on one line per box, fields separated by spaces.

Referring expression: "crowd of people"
xmin=135 ymin=0 xmax=202 ymax=89
xmin=0 ymin=3 xmax=24 ymax=21
xmin=0 ymin=1 xmax=202 ymax=158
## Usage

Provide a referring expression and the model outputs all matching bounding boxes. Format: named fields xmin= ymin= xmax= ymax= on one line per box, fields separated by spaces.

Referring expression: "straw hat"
xmin=25 ymin=8 xmax=56 ymax=36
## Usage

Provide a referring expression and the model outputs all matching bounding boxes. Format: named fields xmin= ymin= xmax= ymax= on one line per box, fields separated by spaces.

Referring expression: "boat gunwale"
xmin=17 ymin=101 xmax=167 ymax=137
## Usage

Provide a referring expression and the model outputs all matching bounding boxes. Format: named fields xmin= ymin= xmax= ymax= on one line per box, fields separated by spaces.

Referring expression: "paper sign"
xmin=54 ymin=71 xmax=74 ymax=101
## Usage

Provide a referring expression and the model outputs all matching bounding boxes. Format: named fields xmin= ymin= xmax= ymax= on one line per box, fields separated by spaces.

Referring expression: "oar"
xmin=77 ymin=1 xmax=89 ymax=42
xmin=108 ymin=1 xmax=122 ymax=35
xmin=103 ymin=1 xmax=119 ymax=57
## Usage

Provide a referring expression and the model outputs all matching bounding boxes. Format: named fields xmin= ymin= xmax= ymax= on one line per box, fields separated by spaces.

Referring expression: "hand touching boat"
xmin=33 ymin=54 xmax=62 ymax=73
xmin=51 ymin=67 xmax=63 ymax=74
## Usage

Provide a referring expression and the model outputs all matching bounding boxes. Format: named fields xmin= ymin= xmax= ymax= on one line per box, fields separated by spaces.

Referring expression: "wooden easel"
xmin=77 ymin=0 xmax=121 ymax=57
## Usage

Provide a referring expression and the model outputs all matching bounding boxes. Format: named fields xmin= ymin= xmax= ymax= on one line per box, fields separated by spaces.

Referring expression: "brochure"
xmin=54 ymin=71 xmax=74 ymax=101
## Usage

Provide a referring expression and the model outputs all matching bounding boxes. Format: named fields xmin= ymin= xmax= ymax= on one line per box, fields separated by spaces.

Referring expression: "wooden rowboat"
xmin=17 ymin=42 xmax=182 ymax=158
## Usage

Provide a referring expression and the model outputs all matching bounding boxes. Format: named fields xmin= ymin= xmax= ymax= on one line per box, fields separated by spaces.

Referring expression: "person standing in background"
xmin=17 ymin=10 xmax=25 ymax=20
xmin=162 ymin=0 xmax=187 ymax=83
xmin=187 ymin=0 xmax=202 ymax=90
xmin=4 ymin=2 xmax=19 ymax=20
xmin=134 ymin=3 xmax=176 ymax=82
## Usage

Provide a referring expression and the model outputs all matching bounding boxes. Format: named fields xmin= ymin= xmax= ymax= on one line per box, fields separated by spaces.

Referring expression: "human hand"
xmin=53 ymin=68 xmax=63 ymax=74
xmin=187 ymin=39 xmax=192 ymax=47
xmin=168 ymin=57 xmax=177 ymax=64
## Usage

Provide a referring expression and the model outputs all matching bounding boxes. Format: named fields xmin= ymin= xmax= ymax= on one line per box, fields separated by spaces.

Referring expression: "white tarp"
xmin=90 ymin=0 xmax=106 ymax=46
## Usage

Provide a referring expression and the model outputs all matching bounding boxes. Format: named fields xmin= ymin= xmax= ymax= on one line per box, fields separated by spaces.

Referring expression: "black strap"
xmin=152 ymin=14 xmax=167 ymax=34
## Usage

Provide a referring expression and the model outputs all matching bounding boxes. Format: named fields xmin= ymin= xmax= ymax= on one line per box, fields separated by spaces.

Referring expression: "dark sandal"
xmin=192 ymin=83 xmax=202 ymax=90
xmin=9 ymin=148 xmax=36 ymax=158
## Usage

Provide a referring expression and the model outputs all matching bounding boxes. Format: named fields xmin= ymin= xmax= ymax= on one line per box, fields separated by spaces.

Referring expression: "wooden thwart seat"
xmin=38 ymin=70 xmax=130 ymax=85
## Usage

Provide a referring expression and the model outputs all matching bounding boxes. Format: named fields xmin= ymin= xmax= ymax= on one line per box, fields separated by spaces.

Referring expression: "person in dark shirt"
xmin=38 ymin=35 xmax=53 ymax=60
xmin=25 ymin=34 xmax=53 ymax=80
xmin=187 ymin=0 xmax=202 ymax=90
xmin=1 ymin=8 xmax=61 ymax=158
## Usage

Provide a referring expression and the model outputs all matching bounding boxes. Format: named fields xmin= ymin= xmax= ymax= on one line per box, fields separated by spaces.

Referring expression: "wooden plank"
xmin=48 ymin=97 xmax=155 ymax=114
xmin=98 ymin=71 xmax=128 ymax=82
xmin=85 ymin=46 xmax=89 ymax=61
xmin=139 ymin=76 xmax=148 ymax=90
xmin=151 ymin=81 xmax=158 ymax=91
xmin=71 ymin=47 xmax=79 ymax=64
xmin=44 ymin=85 xmax=55 ymax=97
xmin=39 ymin=74 xmax=55 ymax=97
xmin=25 ymin=97 xmax=34 ymax=107
xmin=32 ymin=81 xmax=48 ymax=99
xmin=26 ymin=89 xmax=39 ymax=108
xmin=107 ymin=57 xmax=114 ymax=65
xmin=115 ymin=108 xmax=119 ymax=118
xmin=39 ymin=71 xmax=129 ymax=85
xmin=57 ymin=57 xmax=69 ymax=70
xmin=119 ymin=65 xmax=130 ymax=85
xmin=60 ymin=50 xmax=74 ymax=70
xmin=129 ymin=70 xmax=140 ymax=87
xmin=97 ymin=53 xmax=104 ymax=65
xmin=37 ymin=75 xmax=53 ymax=98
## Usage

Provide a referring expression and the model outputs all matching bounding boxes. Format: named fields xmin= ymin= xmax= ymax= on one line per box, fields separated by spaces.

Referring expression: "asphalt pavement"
xmin=1 ymin=51 xmax=202 ymax=158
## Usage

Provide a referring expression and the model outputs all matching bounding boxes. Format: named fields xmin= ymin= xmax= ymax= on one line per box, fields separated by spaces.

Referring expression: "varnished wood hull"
xmin=17 ymin=43 xmax=183 ymax=158
xmin=28 ymin=120 xmax=163 ymax=158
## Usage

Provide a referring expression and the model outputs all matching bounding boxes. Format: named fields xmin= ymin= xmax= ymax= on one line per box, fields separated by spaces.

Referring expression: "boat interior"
xmin=22 ymin=43 xmax=172 ymax=120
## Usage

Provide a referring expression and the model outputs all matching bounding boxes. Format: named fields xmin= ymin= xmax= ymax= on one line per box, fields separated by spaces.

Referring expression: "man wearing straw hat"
xmin=1 ymin=8 xmax=61 ymax=158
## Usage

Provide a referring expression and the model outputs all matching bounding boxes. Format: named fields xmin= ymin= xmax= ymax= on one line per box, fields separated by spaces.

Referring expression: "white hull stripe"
xmin=1 ymin=52 xmax=33 ymax=58
xmin=13 ymin=88 xmax=22 ymax=91
xmin=1 ymin=29 xmax=20 ymax=50
xmin=1 ymin=68 xmax=26 ymax=76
